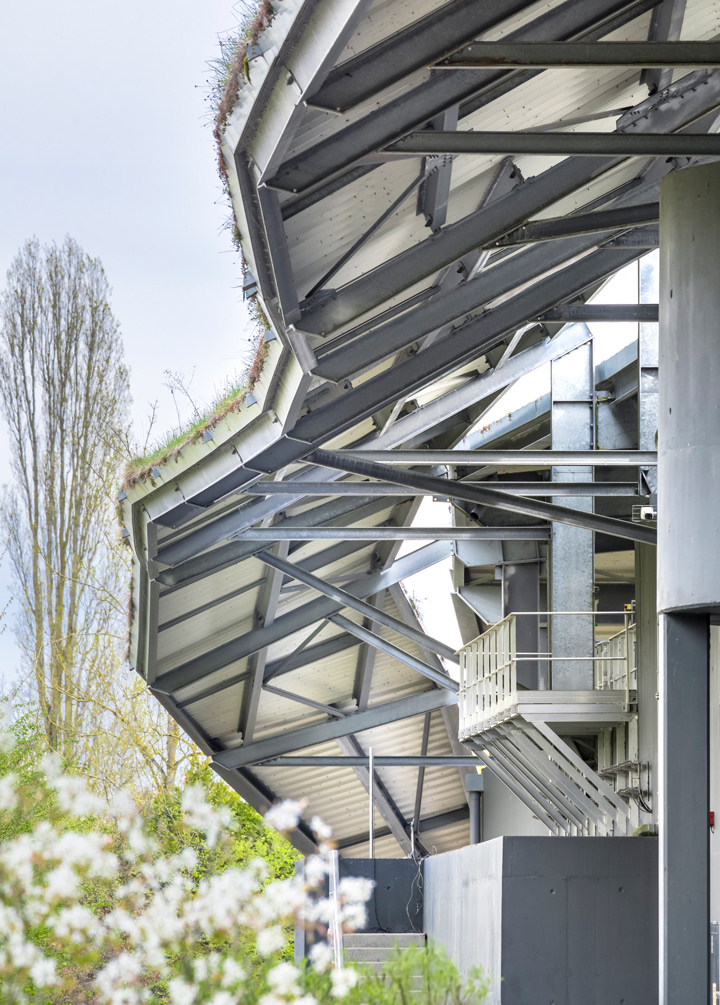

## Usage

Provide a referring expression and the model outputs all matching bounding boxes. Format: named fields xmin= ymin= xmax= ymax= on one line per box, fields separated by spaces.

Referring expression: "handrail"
xmin=458 ymin=611 xmax=636 ymax=736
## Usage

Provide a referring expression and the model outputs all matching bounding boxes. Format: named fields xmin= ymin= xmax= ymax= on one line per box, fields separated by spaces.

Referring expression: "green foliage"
xmin=0 ymin=703 xmax=48 ymax=842
xmin=306 ymin=942 xmax=491 ymax=1005
xmin=146 ymin=762 xmax=301 ymax=884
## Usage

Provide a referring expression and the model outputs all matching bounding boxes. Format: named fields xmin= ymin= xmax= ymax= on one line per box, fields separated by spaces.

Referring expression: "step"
xmin=343 ymin=933 xmax=425 ymax=949
xmin=345 ymin=947 xmax=419 ymax=962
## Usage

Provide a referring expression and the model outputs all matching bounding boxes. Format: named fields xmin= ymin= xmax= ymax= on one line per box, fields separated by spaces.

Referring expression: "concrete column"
xmin=658 ymin=162 xmax=720 ymax=1004
xmin=467 ymin=774 xmax=484 ymax=844
xmin=550 ymin=338 xmax=595 ymax=689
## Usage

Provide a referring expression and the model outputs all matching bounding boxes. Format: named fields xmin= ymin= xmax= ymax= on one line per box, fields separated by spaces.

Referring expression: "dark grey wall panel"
xmin=425 ymin=837 xmax=657 ymax=1005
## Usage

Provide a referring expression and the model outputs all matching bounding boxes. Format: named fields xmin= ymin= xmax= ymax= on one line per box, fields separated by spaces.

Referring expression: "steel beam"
xmin=264 ymin=631 xmax=357 ymax=682
xmin=434 ymin=41 xmax=719 ymax=69
xmin=336 ymin=806 xmax=469 ymax=849
xmin=492 ymin=203 xmax=658 ymax=245
xmin=153 ymin=541 xmax=453 ymax=694
xmin=335 ymin=735 xmax=424 ymax=857
xmin=212 ymin=688 xmax=458 ymax=769
xmin=237 ymin=542 xmax=288 ymax=744
xmin=307 ymin=0 xmax=532 ymax=112
xmin=327 ymin=613 xmax=458 ymax=692
xmin=238 ymin=526 xmax=552 ymax=540
xmin=243 ymin=480 xmax=641 ymax=497
xmin=155 ymin=491 xmax=393 ymax=571
xmin=299 ymin=159 xmax=625 ymax=334
xmin=267 ymin=0 xmax=660 ymax=194
xmin=310 ymin=449 xmax=657 ymax=545
xmin=259 ymin=755 xmax=478 ymax=767
xmin=295 ymin=248 xmax=643 ymax=445
xmin=255 ymin=550 xmax=460 ymax=663
xmin=311 ymin=223 xmax=622 ymax=376
xmin=341 ymin=449 xmax=656 ymax=466
xmin=386 ymin=130 xmax=720 ymax=158
xmin=262 ymin=683 xmax=349 ymax=718
xmin=606 ymin=227 xmax=659 ymax=247
xmin=538 ymin=303 xmax=658 ymax=322
xmin=642 ymin=0 xmax=688 ymax=93
xmin=352 ymin=591 xmax=384 ymax=711
xmin=361 ymin=323 xmax=597 ymax=451
xmin=296 ymin=68 xmax=720 ymax=335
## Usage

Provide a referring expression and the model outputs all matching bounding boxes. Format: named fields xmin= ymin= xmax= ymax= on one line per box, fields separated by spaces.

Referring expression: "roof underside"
xmin=123 ymin=0 xmax=720 ymax=856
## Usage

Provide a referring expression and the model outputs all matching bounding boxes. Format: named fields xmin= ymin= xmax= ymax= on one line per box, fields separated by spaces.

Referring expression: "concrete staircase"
xmin=344 ymin=932 xmax=425 ymax=975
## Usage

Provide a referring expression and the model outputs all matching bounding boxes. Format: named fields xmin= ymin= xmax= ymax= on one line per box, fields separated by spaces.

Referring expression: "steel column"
xmin=550 ymin=339 xmax=596 ymax=689
xmin=658 ymin=613 xmax=709 ymax=1004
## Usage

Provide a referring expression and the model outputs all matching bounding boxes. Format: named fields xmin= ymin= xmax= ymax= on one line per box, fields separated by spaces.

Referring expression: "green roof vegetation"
xmin=122 ymin=313 xmax=270 ymax=491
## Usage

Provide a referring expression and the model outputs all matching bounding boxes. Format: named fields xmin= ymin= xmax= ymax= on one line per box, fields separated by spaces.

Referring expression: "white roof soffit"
xmin=121 ymin=0 xmax=719 ymax=853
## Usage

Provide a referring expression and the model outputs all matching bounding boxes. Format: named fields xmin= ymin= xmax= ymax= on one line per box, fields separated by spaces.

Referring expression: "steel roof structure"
xmin=123 ymin=0 xmax=720 ymax=859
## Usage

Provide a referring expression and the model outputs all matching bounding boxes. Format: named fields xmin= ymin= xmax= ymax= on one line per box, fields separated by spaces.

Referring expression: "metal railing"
xmin=458 ymin=611 xmax=635 ymax=737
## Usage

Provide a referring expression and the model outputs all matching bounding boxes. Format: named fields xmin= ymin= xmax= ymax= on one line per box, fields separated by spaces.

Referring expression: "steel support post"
xmin=550 ymin=339 xmax=595 ymax=688
xmin=467 ymin=773 xmax=484 ymax=844
xmin=658 ymin=162 xmax=720 ymax=1003
xmin=658 ymin=613 xmax=709 ymax=1003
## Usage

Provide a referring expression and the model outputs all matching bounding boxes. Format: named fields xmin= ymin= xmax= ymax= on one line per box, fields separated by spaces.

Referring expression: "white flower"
xmin=304 ymin=855 xmax=328 ymax=887
xmin=295 ymin=996 xmax=317 ymax=1005
xmin=310 ymin=816 xmax=332 ymax=840
xmin=44 ymin=864 xmax=79 ymax=901
xmin=309 ymin=941 xmax=334 ymax=972
xmin=330 ymin=968 xmax=359 ymax=998
xmin=257 ymin=925 xmax=286 ymax=955
xmin=259 ymin=995 xmax=286 ymax=1005
xmin=29 ymin=956 xmax=57 ymax=987
xmin=181 ymin=785 xmax=233 ymax=849
xmin=265 ymin=799 xmax=304 ymax=832
xmin=0 ymin=773 xmax=18 ymax=811
xmin=52 ymin=774 xmax=106 ymax=817
xmin=338 ymin=877 xmax=374 ymax=903
xmin=40 ymin=752 xmax=62 ymax=782
xmin=0 ymin=704 xmax=15 ymax=752
xmin=267 ymin=961 xmax=301 ymax=997
xmin=167 ymin=978 xmax=198 ymax=1005
xmin=340 ymin=902 xmax=367 ymax=931
xmin=51 ymin=904 xmax=102 ymax=942
xmin=207 ymin=994 xmax=236 ymax=1005
xmin=221 ymin=957 xmax=246 ymax=989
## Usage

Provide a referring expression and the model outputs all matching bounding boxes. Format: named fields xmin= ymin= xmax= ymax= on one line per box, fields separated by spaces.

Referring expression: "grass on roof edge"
xmin=121 ymin=302 xmax=271 ymax=492
xmin=210 ymin=0 xmax=276 ymax=258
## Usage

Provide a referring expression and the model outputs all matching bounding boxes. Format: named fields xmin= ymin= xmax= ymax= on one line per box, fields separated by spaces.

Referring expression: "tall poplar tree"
xmin=0 ymin=237 xmax=130 ymax=760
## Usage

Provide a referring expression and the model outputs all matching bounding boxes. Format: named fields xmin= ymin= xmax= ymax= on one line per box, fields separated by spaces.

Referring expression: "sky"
xmin=0 ymin=0 xmax=258 ymax=686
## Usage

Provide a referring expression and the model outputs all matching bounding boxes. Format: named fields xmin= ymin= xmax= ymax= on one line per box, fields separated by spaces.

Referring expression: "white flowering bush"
xmin=0 ymin=714 xmax=367 ymax=1005
xmin=0 ymin=713 xmax=489 ymax=1005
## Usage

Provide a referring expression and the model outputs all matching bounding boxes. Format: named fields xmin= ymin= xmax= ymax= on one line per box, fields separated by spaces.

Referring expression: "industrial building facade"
xmin=122 ymin=0 xmax=720 ymax=1000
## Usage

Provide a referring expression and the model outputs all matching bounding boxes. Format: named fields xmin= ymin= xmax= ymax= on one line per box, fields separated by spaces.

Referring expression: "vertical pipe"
xmin=369 ymin=745 xmax=375 ymax=859
xmin=469 ymin=790 xmax=481 ymax=844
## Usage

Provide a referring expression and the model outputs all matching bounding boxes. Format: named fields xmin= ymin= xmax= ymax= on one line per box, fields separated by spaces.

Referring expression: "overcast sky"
xmin=0 ymin=0 xmax=256 ymax=686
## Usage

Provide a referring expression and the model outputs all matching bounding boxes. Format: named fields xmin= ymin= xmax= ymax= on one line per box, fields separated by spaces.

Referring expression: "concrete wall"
xmin=424 ymin=841 xmax=504 ymax=1004
xmin=425 ymin=836 xmax=657 ymax=1005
